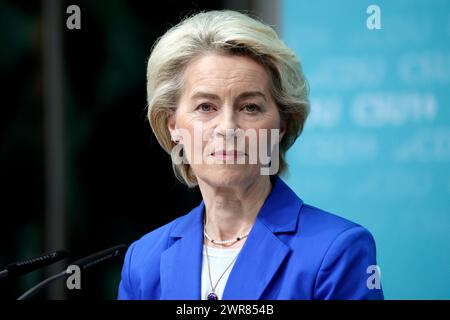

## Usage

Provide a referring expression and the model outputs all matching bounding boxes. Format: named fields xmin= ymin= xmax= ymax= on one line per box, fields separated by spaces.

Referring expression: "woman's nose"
xmin=213 ymin=108 xmax=239 ymax=138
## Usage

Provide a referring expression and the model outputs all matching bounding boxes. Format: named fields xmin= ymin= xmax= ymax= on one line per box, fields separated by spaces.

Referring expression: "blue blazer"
xmin=118 ymin=176 xmax=384 ymax=300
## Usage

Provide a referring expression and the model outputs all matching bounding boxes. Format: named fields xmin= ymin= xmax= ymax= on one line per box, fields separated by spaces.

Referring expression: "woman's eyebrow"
xmin=190 ymin=91 xmax=267 ymax=102
xmin=236 ymin=91 xmax=267 ymax=102
xmin=191 ymin=91 xmax=221 ymax=101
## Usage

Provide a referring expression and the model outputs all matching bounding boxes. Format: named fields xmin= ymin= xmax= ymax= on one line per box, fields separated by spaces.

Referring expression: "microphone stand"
xmin=0 ymin=270 xmax=8 ymax=280
xmin=16 ymin=244 xmax=127 ymax=300
xmin=17 ymin=270 xmax=68 ymax=300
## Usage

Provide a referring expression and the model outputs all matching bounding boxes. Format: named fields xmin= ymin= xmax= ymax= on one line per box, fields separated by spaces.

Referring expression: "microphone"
xmin=17 ymin=244 xmax=128 ymax=300
xmin=0 ymin=250 xmax=69 ymax=280
xmin=70 ymin=244 xmax=127 ymax=271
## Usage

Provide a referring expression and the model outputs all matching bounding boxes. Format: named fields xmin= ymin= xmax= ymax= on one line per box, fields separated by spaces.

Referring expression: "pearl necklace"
xmin=203 ymin=229 xmax=250 ymax=245
xmin=202 ymin=214 xmax=250 ymax=300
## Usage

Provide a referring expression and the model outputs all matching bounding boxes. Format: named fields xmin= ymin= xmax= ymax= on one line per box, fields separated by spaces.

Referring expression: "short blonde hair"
xmin=147 ymin=10 xmax=310 ymax=187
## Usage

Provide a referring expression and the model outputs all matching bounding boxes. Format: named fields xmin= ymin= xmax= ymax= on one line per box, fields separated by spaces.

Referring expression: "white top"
xmin=201 ymin=245 xmax=242 ymax=300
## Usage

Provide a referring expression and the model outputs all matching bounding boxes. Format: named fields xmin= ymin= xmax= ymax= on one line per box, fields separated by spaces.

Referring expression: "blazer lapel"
xmin=160 ymin=176 xmax=303 ymax=300
xmin=160 ymin=203 xmax=204 ymax=299
xmin=221 ymin=218 xmax=290 ymax=299
xmin=222 ymin=176 xmax=303 ymax=300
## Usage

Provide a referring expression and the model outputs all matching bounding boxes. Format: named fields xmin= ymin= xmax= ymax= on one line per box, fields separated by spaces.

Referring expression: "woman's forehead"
xmin=183 ymin=54 xmax=270 ymax=92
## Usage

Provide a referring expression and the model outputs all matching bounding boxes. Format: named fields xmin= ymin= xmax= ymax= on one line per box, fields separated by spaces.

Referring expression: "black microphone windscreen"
xmin=3 ymin=250 xmax=69 ymax=278
xmin=70 ymin=244 xmax=127 ymax=270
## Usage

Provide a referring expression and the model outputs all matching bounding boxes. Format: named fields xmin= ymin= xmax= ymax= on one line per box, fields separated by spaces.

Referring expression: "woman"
xmin=118 ymin=10 xmax=384 ymax=300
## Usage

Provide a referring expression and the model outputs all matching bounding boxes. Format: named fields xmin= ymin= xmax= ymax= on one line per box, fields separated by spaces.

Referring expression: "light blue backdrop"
xmin=281 ymin=0 xmax=450 ymax=299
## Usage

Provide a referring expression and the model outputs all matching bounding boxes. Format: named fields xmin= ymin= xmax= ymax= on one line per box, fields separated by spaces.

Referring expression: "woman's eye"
xmin=197 ymin=103 xmax=214 ymax=112
xmin=242 ymin=104 xmax=260 ymax=113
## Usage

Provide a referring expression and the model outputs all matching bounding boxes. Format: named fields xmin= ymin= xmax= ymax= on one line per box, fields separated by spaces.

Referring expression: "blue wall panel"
xmin=282 ymin=0 xmax=450 ymax=299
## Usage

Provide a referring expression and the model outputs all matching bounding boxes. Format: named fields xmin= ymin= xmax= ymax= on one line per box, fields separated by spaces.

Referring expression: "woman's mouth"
xmin=210 ymin=150 xmax=246 ymax=162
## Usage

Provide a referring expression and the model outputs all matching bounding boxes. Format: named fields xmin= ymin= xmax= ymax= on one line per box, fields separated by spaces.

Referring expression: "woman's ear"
xmin=167 ymin=111 xmax=178 ymax=143
xmin=279 ymin=120 xmax=286 ymax=143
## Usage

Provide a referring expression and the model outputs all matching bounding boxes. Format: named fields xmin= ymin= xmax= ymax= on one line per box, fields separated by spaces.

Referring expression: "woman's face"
xmin=169 ymin=53 xmax=284 ymax=188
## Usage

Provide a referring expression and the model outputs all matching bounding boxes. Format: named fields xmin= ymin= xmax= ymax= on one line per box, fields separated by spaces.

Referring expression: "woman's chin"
xmin=194 ymin=165 xmax=260 ymax=188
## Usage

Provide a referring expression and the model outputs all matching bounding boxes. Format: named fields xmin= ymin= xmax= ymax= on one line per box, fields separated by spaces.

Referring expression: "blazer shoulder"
xmin=118 ymin=211 xmax=195 ymax=300
xmin=298 ymin=203 xmax=373 ymax=243
xmin=130 ymin=212 xmax=189 ymax=256
xmin=302 ymin=205 xmax=382 ymax=299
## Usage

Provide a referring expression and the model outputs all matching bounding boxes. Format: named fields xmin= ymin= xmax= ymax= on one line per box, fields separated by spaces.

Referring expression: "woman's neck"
xmin=198 ymin=175 xmax=272 ymax=248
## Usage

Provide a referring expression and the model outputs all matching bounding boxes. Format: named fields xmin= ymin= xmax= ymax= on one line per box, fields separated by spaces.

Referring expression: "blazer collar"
xmin=160 ymin=176 xmax=303 ymax=299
